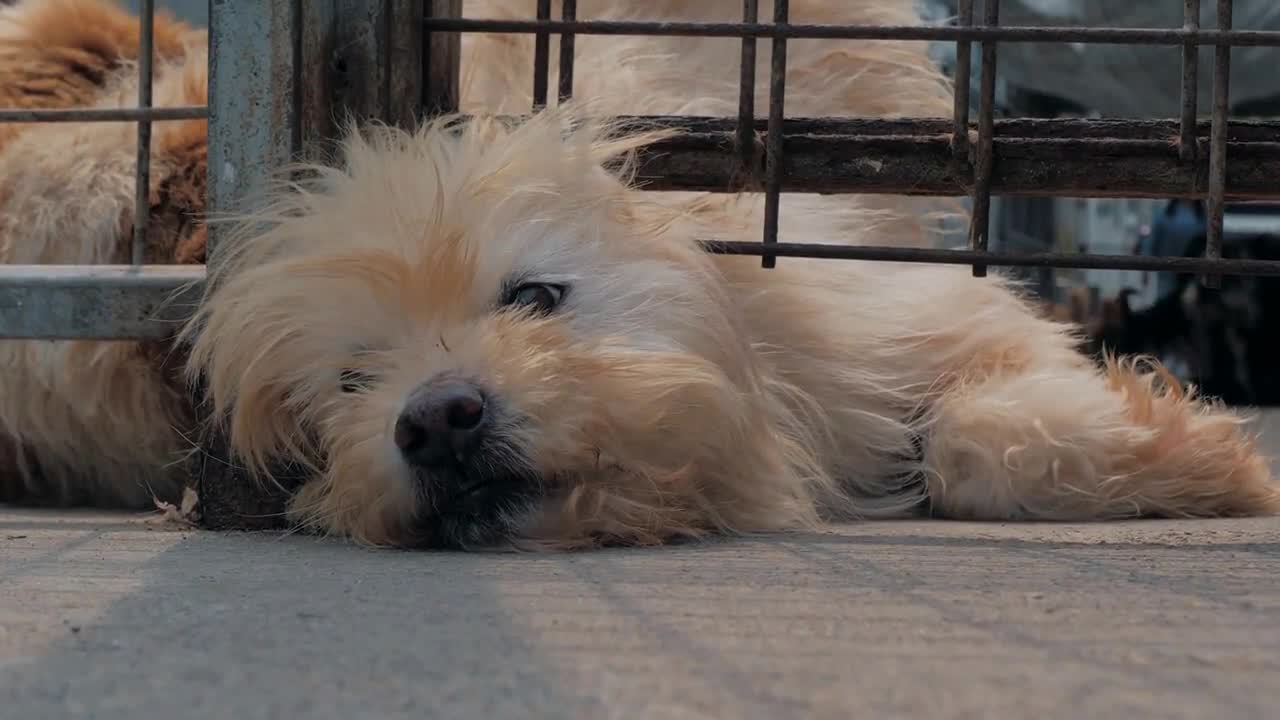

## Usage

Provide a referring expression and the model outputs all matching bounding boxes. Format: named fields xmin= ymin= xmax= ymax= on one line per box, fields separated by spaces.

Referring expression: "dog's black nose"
xmin=394 ymin=378 xmax=488 ymax=468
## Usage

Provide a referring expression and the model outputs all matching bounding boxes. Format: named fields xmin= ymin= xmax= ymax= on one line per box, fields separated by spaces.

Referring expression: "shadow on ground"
xmin=2 ymin=510 xmax=1279 ymax=720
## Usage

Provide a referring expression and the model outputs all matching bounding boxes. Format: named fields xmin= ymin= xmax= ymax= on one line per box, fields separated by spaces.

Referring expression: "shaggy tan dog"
xmin=3 ymin=0 xmax=1278 ymax=549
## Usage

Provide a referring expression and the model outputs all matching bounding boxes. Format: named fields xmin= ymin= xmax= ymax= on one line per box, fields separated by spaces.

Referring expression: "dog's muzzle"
xmin=397 ymin=375 xmax=539 ymax=548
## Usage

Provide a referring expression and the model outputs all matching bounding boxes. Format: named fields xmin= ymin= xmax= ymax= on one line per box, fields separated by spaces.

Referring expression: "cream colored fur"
xmin=186 ymin=108 xmax=1280 ymax=549
xmin=2 ymin=0 xmax=1277 ymax=548
xmin=0 ymin=0 xmax=952 ymax=510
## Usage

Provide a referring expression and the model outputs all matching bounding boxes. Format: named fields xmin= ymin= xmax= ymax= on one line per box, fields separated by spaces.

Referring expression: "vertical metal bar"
xmin=952 ymin=0 xmax=975 ymax=163
xmin=423 ymin=0 xmax=462 ymax=115
xmin=761 ymin=0 xmax=789 ymax=270
xmin=532 ymin=0 xmax=551 ymax=109
xmin=557 ymin=0 xmax=577 ymax=102
xmin=131 ymin=0 xmax=155 ymax=266
xmin=969 ymin=0 xmax=1000 ymax=278
xmin=1204 ymin=0 xmax=1232 ymax=289
xmin=736 ymin=0 xmax=759 ymax=184
xmin=207 ymin=0 xmax=301 ymax=266
xmin=1178 ymin=0 xmax=1201 ymax=162
xmin=201 ymin=0 xmax=305 ymax=529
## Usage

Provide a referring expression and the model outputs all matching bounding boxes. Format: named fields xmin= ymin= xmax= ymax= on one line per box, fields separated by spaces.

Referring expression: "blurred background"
xmin=919 ymin=0 xmax=1280 ymax=407
xmin=143 ymin=0 xmax=1280 ymax=405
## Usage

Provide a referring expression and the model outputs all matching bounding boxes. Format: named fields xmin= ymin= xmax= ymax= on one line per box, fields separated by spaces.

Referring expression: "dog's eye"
xmin=503 ymin=282 xmax=567 ymax=314
xmin=339 ymin=368 xmax=372 ymax=393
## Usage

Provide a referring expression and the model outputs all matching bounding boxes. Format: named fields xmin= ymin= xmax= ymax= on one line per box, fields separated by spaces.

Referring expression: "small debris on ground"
xmin=151 ymin=486 xmax=201 ymax=528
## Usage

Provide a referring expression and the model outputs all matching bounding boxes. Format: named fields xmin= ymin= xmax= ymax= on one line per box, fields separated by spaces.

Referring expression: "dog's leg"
xmin=920 ymin=355 xmax=1280 ymax=520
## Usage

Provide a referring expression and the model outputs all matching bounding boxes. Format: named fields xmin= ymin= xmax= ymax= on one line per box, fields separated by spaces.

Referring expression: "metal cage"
xmin=0 ymin=0 xmax=1278 ymax=527
xmin=420 ymin=0 xmax=1280 ymax=282
xmin=2 ymin=1 xmax=1278 ymax=331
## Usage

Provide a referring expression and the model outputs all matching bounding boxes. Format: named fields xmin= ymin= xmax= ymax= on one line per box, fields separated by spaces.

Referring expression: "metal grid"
xmin=0 ymin=0 xmax=207 ymax=340
xmin=2 ymin=1 xmax=1279 ymax=344
xmin=422 ymin=0 xmax=1280 ymax=282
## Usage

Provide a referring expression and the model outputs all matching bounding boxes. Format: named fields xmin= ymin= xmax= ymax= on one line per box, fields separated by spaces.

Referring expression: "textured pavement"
xmin=2 ymin=414 xmax=1280 ymax=719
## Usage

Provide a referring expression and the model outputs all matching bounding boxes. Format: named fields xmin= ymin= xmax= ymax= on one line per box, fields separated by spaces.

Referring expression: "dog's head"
xmin=187 ymin=110 xmax=821 ymax=549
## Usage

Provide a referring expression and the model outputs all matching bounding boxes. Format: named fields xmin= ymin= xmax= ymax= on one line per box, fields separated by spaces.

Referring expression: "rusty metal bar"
xmin=1178 ymin=0 xmax=1201 ymax=162
xmin=420 ymin=18 xmax=1280 ymax=47
xmin=735 ymin=0 xmax=759 ymax=185
xmin=951 ymin=0 xmax=975 ymax=163
xmin=604 ymin=115 xmax=1280 ymax=200
xmin=131 ymin=0 xmax=156 ymax=267
xmin=761 ymin=0 xmax=789 ymax=269
xmin=698 ymin=242 xmax=1280 ymax=276
xmin=0 ymin=106 xmax=207 ymax=123
xmin=558 ymin=0 xmax=577 ymax=102
xmin=532 ymin=0 xmax=552 ymax=109
xmin=969 ymin=0 xmax=1000 ymax=278
xmin=1204 ymin=0 xmax=1233 ymax=289
xmin=7 ymin=241 xmax=1280 ymax=344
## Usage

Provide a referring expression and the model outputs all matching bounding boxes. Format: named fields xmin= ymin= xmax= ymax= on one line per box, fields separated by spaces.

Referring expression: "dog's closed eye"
xmin=502 ymin=282 xmax=568 ymax=315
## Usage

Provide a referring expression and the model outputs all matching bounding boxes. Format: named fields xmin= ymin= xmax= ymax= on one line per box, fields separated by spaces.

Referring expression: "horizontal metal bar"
xmin=0 ymin=266 xmax=205 ymax=340
xmin=5 ymin=240 xmax=1279 ymax=342
xmin=0 ymin=106 xmax=208 ymax=123
xmin=602 ymin=115 xmax=1280 ymax=199
xmin=699 ymin=242 xmax=1280 ymax=276
xmin=421 ymin=18 xmax=1280 ymax=48
xmin=479 ymin=113 xmax=1280 ymax=148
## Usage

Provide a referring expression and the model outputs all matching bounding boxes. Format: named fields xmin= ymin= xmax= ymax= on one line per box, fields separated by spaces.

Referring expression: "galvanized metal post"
xmin=206 ymin=0 xmax=301 ymax=264
xmin=198 ymin=0 xmax=431 ymax=531
xmin=198 ymin=0 xmax=304 ymax=529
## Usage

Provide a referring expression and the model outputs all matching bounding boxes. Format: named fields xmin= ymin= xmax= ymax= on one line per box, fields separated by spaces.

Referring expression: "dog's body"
xmin=0 ymin=0 xmax=207 ymax=506
xmin=2 ymin=0 xmax=1278 ymax=549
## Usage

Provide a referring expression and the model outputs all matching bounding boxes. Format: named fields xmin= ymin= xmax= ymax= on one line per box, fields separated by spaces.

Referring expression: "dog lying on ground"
xmin=2 ymin=0 xmax=1278 ymax=549
xmin=0 ymin=0 xmax=207 ymax=507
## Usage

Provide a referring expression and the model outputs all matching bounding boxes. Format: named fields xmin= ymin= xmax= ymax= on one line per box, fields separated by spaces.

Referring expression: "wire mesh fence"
xmin=0 ymin=0 xmax=207 ymax=340
xmin=0 ymin=0 xmax=1278 ymax=338
xmin=421 ymin=0 xmax=1280 ymax=284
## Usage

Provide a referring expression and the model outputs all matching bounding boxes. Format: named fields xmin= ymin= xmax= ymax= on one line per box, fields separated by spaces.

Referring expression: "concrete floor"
xmin=3 ymin=413 xmax=1280 ymax=719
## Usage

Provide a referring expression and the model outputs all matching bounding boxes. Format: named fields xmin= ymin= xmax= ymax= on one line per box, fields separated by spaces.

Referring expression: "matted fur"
xmin=2 ymin=0 xmax=1277 ymax=548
